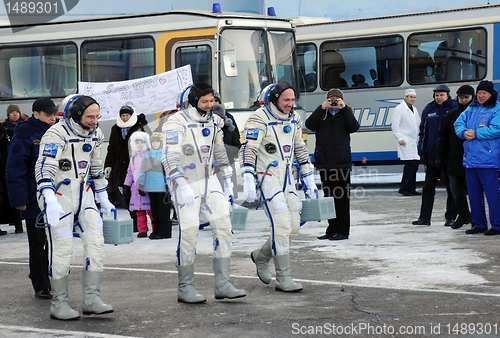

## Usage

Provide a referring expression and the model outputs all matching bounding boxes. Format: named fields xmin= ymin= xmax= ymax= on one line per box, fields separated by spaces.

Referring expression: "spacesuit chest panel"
xmin=259 ymin=111 xmax=299 ymax=165
xmin=60 ymin=136 xmax=97 ymax=179
xmin=182 ymin=122 xmax=217 ymax=166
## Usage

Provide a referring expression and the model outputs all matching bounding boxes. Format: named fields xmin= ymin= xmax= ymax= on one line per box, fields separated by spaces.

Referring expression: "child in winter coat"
xmin=124 ymin=131 xmax=153 ymax=237
xmin=139 ymin=132 xmax=173 ymax=239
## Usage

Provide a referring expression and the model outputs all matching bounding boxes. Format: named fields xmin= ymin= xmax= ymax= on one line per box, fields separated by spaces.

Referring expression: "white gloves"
xmin=96 ymin=191 xmax=115 ymax=216
xmin=303 ymin=174 xmax=318 ymax=198
xmin=104 ymin=167 xmax=112 ymax=179
xmin=175 ymin=177 xmax=195 ymax=207
xmin=42 ymin=189 xmax=64 ymax=227
xmin=223 ymin=177 xmax=234 ymax=199
xmin=243 ymin=173 xmax=256 ymax=203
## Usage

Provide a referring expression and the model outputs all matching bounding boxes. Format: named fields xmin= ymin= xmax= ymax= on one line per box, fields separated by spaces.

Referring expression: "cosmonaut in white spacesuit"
xmin=36 ymin=94 xmax=115 ymax=320
xmin=238 ymin=81 xmax=318 ymax=292
xmin=162 ymin=83 xmax=246 ymax=303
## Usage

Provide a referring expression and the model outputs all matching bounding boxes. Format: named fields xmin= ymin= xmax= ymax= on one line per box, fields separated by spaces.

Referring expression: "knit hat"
xmin=119 ymin=105 xmax=134 ymax=116
xmin=327 ymin=88 xmax=344 ymax=100
xmin=433 ymin=84 xmax=450 ymax=93
xmin=476 ymin=80 xmax=495 ymax=96
xmin=456 ymin=85 xmax=475 ymax=97
xmin=7 ymin=104 xmax=21 ymax=116
xmin=150 ymin=132 xmax=162 ymax=144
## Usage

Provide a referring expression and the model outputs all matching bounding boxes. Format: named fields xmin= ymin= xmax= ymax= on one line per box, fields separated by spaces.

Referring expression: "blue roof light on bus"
xmin=212 ymin=3 xmax=222 ymax=13
xmin=267 ymin=7 xmax=276 ymax=16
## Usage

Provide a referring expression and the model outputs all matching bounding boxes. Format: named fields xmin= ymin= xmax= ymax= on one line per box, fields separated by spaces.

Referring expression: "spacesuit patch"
xmin=165 ymin=131 xmax=179 ymax=144
xmin=265 ymin=143 xmax=277 ymax=154
xmin=42 ymin=144 xmax=58 ymax=158
xmin=59 ymin=158 xmax=72 ymax=171
xmin=183 ymin=144 xmax=195 ymax=156
xmin=78 ymin=160 xmax=88 ymax=169
xmin=200 ymin=145 xmax=211 ymax=153
xmin=282 ymin=145 xmax=291 ymax=153
xmin=246 ymin=128 xmax=259 ymax=140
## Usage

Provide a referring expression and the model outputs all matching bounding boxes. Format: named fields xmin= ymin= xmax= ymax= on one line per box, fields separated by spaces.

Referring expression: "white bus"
xmin=0 ymin=4 xmax=301 ymax=202
xmin=294 ymin=4 xmax=499 ymax=168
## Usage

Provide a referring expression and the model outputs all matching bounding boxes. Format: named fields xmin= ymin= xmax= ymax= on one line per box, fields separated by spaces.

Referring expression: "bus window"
xmin=0 ymin=43 xmax=77 ymax=100
xmin=268 ymin=30 xmax=299 ymax=91
xmin=175 ymin=45 xmax=212 ymax=85
xmin=82 ymin=37 xmax=154 ymax=82
xmin=408 ymin=28 xmax=486 ymax=84
xmin=297 ymin=43 xmax=317 ymax=92
xmin=320 ymin=35 xmax=403 ymax=90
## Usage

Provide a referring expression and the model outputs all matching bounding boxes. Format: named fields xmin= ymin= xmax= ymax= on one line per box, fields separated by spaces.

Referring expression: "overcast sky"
xmin=1 ymin=0 xmax=499 ymax=21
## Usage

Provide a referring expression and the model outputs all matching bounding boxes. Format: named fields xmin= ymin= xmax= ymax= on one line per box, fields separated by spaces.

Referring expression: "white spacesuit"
xmin=162 ymin=83 xmax=246 ymax=303
xmin=36 ymin=95 xmax=114 ymax=320
xmin=238 ymin=81 xmax=317 ymax=292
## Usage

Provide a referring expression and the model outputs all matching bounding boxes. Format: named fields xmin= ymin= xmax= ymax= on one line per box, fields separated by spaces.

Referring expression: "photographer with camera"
xmin=305 ymin=88 xmax=359 ymax=241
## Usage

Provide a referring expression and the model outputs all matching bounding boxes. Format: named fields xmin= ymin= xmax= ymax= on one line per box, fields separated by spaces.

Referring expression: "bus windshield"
xmin=219 ymin=28 xmax=298 ymax=110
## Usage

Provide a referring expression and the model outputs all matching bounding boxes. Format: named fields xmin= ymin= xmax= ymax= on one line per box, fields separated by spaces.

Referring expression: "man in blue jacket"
xmin=454 ymin=80 xmax=500 ymax=235
xmin=6 ymin=98 xmax=59 ymax=299
xmin=412 ymin=85 xmax=457 ymax=226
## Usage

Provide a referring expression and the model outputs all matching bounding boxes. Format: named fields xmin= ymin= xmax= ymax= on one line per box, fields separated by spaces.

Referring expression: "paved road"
xmin=1 ymin=183 xmax=500 ymax=337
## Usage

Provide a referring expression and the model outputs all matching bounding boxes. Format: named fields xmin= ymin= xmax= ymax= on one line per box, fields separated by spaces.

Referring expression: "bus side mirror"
xmin=223 ymin=54 xmax=238 ymax=77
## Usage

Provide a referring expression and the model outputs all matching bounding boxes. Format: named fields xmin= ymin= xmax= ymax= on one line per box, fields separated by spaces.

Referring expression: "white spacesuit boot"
xmin=177 ymin=264 xmax=206 ymax=303
xmin=273 ymin=254 xmax=303 ymax=292
xmin=50 ymin=276 xmax=80 ymax=320
xmin=213 ymin=258 xmax=246 ymax=299
xmin=81 ymin=271 xmax=114 ymax=315
xmin=250 ymin=238 xmax=273 ymax=284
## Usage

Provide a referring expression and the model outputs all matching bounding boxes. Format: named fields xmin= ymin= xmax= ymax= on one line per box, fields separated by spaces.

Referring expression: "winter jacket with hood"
xmin=454 ymin=91 xmax=500 ymax=169
xmin=123 ymin=131 xmax=151 ymax=211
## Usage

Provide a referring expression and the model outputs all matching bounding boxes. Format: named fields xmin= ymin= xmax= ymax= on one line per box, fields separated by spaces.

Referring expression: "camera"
xmin=329 ymin=99 xmax=338 ymax=106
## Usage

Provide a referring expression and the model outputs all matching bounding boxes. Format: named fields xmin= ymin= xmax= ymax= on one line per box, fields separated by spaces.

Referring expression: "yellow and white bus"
xmin=294 ymin=4 xmax=499 ymax=167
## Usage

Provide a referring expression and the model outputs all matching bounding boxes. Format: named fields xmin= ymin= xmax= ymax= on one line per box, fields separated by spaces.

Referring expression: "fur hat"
xmin=7 ymin=104 xmax=20 ymax=116
xmin=476 ymin=80 xmax=495 ymax=96
xmin=327 ymin=88 xmax=344 ymax=100
xmin=129 ymin=131 xmax=151 ymax=153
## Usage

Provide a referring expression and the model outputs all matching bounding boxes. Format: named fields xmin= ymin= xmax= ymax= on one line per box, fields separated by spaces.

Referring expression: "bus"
xmin=294 ymin=4 xmax=500 ymax=169
xmin=0 ymin=5 xmax=301 ymax=203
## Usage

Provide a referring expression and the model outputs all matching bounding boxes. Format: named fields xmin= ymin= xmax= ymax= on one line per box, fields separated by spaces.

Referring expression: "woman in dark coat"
xmin=305 ymin=88 xmax=359 ymax=241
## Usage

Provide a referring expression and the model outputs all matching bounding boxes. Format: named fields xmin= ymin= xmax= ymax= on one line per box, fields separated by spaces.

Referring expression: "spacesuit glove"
xmin=303 ymin=174 xmax=318 ymax=199
xmin=104 ymin=167 xmax=112 ymax=179
xmin=223 ymin=177 xmax=234 ymax=200
xmin=175 ymin=177 xmax=195 ymax=207
xmin=96 ymin=191 xmax=115 ymax=216
xmin=243 ymin=172 xmax=256 ymax=203
xmin=42 ymin=189 xmax=64 ymax=227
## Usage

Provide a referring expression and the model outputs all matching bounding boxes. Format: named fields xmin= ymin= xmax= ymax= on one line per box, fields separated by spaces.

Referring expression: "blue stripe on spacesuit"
xmin=47 ymin=226 xmax=53 ymax=278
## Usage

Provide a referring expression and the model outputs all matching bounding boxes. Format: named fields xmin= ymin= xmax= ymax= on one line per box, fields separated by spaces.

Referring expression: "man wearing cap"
xmin=35 ymin=95 xmax=115 ymax=320
xmin=1 ymin=104 xmax=28 ymax=140
xmin=241 ymin=81 xmax=316 ymax=292
xmin=436 ymin=85 xmax=475 ymax=229
xmin=412 ymin=84 xmax=457 ymax=226
xmin=454 ymin=80 xmax=500 ymax=236
xmin=5 ymin=98 xmax=58 ymax=300
xmin=391 ymin=88 xmax=421 ymax=196
xmin=163 ymin=82 xmax=246 ymax=303
xmin=306 ymin=88 xmax=359 ymax=241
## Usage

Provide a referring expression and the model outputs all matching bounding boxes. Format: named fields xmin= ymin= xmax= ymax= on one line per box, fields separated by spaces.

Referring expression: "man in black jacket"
xmin=435 ymin=85 xmax=474 ymax=229
xmin=305 ymin=88 xmax=360 ymax=241
xmin=412 ymin=84 xmax=457 ymax=226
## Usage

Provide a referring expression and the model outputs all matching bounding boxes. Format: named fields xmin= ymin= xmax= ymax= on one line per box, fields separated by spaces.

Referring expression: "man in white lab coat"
xmin=391 ymin=88 xmax=421 ymax=196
